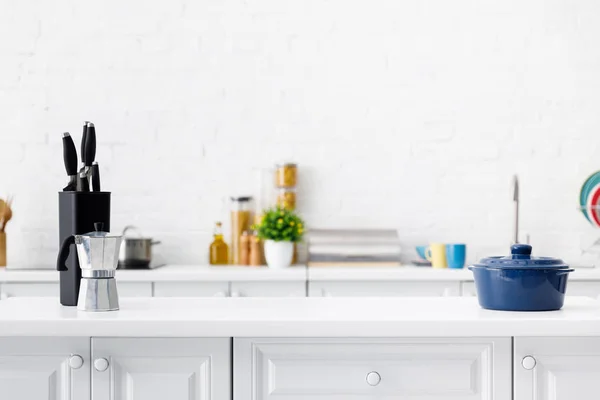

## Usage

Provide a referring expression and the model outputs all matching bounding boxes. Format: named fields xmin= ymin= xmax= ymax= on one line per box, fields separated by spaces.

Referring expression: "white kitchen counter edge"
xmin=0 ymin=265 xmax=308 ymax=282
xmin=2 ymin=265 xmax=600 ymax=282
xmin=1 ymin=297 xmax=600 ymax=337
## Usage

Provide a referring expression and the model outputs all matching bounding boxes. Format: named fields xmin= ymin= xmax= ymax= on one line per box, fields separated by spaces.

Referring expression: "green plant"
xmin=255 ymin=207 xmax=305 ymax=242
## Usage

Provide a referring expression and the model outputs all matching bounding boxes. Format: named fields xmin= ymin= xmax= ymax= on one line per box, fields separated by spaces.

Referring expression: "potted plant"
xmin=255 ymin=207 xmax=305 ymax=269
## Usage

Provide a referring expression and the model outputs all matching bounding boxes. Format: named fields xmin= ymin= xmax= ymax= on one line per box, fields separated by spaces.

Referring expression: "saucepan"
xmin=118 ymin=226 xmax=161 ymax=269
xmin=469 ymin=244 xmax=574 ymax=311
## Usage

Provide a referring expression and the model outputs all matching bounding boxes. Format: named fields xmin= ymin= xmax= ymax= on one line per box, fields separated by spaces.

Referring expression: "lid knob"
xmin=94 ymin=222 xmax=104 ymax=232
xmin=511 ymin=244 xmax=532 ymax=259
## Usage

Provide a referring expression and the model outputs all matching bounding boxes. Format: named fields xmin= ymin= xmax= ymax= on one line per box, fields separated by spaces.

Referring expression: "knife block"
xmin=58 ymin=192 xmax=110 ymax=306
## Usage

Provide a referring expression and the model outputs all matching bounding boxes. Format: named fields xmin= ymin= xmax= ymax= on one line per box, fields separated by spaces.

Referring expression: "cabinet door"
xmin=153 ymin=282 xmax=229 ymax=297
xmin=0 ymin=337 xmax=90 ymax=400
xmin=309 ymin=281 xmax=460 ymax=297
xmin=118 ymin=282 xmax=153 ymax=297
xmin=235 ymin=337 xmax=511 ymax=400
xmin=230 ymin=281 xmax=306 ymax=297
xmin=1 ymin=283 xmax=60 ymax=298
xmin=562 ymin=281 xmax=600 ymax=298
xmin=515 ymin=337 xmax=600 ymax=400
xmin=92 ymin=338 xmax=230 ymax=400
xmin=461 ymin=282 xmax=477 ymax=297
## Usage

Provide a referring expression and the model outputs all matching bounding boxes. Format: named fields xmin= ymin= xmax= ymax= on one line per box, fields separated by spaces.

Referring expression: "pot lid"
xmin=79 ymin=222 xmax=121 ymax=238
xmin=473 ymin=244 xmax=568 ymax=269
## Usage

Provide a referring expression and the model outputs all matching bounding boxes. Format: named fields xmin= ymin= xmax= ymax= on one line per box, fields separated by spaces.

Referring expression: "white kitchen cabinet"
xmin=309 ymin=281 xmax=461 ymax=297
xmin=153 ymin=282 xmax=230 ymax=297
xmin=461 ymin=281 xmax=477 ymax=297
xmin=0 ymin=337 xmax=90 ymax=400
xmin=462 ymin=281 xmax=600 ymax=299
xmin=562 ymin=281 xmax=600 ymax=298
xmin=0 ymin=282 xmax=59 ymax=298
xmin=515 ymin=337 xmax=600 ymax=400
xmin=92 ymin=338 xmax=231 ymax=400
xmin=230 ymin=281 xmax=305 ymax=297
xmin=118 ymin=282 xmax=152 ymax=297
xmin=235 ymin=337 xmax=511 ymax=400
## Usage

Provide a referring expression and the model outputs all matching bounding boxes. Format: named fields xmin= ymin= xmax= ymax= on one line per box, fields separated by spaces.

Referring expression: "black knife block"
xmin=58 ymin=192 xmax=111 ymax=306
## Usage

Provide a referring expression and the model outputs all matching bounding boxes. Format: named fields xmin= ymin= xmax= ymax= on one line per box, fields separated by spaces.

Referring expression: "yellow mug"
xmin=425 ymin=243 xmax=447 ymax=268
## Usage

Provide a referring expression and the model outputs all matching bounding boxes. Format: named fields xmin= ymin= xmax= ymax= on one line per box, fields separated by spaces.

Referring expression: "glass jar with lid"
xmin=230 ymin=196 xmax=253 ymax=264
xmin=275 ymin=163 xmax=297 ymax=188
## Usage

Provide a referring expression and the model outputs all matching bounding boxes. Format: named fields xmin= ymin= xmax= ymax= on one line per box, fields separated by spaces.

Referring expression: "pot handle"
xmin=122 ymin=225 xmax=143 ymax=238
xmin=555 ymin=269 xmax=575 ymax=275
xmin=467 ymin=265 xmax=474 ymax=271
xmin=56 ymin=235 xmax=75 ymax=271
xmin=151 ymin=240 xmax=161 ymax=246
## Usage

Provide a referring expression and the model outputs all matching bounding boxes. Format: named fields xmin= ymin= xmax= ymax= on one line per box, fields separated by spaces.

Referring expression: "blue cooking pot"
xmin=468 ymin=244 xmax=574 ymax=311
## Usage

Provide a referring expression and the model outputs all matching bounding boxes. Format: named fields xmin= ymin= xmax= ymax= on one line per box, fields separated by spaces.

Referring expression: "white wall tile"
xmin=1 ymin=0 xmax=599 ymax=267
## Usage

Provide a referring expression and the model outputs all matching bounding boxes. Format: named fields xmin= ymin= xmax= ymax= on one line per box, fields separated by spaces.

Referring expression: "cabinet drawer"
xmin=309 ymin=281 xmax=460 ymax=297
xmin=153 ymin=282 xmax=229 ymax=297
xmin=235 ymin=338 xmax=511 ymax=400
xmin=230 ymin=281 xmax=305 ymax=297
xmin=1 ymin=283 xmax=59 ymax=298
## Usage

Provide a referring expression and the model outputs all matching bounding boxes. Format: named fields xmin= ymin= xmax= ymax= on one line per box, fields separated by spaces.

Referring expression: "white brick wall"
xmin=1 ymin=0 xmax=600 ymax=267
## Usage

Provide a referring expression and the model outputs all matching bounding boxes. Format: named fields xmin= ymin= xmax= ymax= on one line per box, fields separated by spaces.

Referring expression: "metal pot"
xmin=469 ymin=244 xmax=574 ymax=311
xmin=118 ymin=226 xmax=161 ymax=269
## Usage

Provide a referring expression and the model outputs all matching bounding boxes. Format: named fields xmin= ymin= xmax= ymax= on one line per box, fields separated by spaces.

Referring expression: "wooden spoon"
xmin=0 ymin=197 xmax=12 ymax=232
xmin=0 ymin=199 xmax=5 ymax=231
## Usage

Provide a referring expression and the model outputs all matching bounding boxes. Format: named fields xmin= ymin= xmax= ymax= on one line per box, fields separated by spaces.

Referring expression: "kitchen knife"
xmin=77 ymin=169 xmax=89 ymax=192
xmin=77 ymin=121 xmax=89 ymax=192
xmin=91 ymin=161 xmax=101 ymax=192
xmin=80 ymin=121 xmax=89 ymax=167
xmin=84 ymin=122 xmax=96 ymax=169
xmin=61 ymin=132 xmax=78 ymax=191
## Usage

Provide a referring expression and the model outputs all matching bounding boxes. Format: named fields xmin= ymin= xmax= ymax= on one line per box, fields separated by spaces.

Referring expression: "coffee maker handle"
xmin=56 ymin=235 xmax=75 ymax=271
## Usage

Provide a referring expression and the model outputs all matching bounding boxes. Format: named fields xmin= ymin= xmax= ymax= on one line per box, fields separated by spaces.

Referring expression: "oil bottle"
xmin=209 ymin=222 xmax=229 ymax=265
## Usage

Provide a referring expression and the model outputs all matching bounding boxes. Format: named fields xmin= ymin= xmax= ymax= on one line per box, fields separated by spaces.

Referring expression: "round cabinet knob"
xmin=366 ymin=371 xmax=381 ymax=386
xmin=68 ymin=354 xmax=84 ymax=369
xmin=94 ymin=358 xmax=109 ymax=372
xmin=522 ymin=356 xmax=536 ymax=370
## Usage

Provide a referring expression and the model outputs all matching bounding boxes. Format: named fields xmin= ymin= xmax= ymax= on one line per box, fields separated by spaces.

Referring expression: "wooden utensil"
xmin=0 ymin=232 xmax=5 ymax=267
xmin=1 ymin=196 xmax=13 ymax=232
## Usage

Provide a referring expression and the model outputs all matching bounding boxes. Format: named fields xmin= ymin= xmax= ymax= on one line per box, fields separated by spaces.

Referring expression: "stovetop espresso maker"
xmin=57 ymin=222 xmax=122 ymax=311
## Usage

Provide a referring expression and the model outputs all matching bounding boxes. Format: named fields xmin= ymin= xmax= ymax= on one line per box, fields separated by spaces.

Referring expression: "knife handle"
xmin=77 ymin=170 xmax=89 ymax=192
xmin=91 ymin=162 xmax=101 ymax=192
xmin=84 ymin=122 xmax=96 ymax=167
xmin=80 ymin=122 xmax=88 ymax=165
xmin=62 ymin=133 xmax=78 ymax=176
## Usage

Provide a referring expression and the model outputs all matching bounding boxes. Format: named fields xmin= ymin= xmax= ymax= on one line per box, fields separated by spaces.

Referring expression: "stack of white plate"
xmin=308 ymin=229 xmax=401 ymax=266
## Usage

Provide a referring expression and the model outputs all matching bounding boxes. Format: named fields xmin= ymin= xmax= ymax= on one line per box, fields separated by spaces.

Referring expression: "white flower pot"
xmin=264 ymin=240 xmax=294 ymax=269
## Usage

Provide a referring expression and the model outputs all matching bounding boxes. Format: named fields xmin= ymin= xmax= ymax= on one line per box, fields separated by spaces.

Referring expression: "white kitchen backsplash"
xmin=1 ymin=0 xmax=600 ymax=267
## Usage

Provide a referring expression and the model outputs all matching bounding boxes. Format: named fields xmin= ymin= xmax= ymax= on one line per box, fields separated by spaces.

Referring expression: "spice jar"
xmin=275 ymin=163 xmax=297 ymax=188
xmin=230 ymin=196 xmax=253 ymax=265
xmin=240 ymin=231 xmax=250 ymax=265
xmin=249 ymin=234 xmax=262 ymax=266
xmin=277 ymin=188 xmax=296 ymax=210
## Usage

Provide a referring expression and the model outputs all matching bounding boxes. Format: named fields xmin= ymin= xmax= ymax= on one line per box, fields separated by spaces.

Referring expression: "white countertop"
xmin=1 ymin=296 xmax=599 ymax=337
xmin=2 ymin=265 xmax=600 ymax=282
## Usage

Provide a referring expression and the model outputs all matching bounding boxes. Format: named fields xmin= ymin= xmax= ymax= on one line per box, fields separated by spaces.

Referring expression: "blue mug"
xmin=446 ymin=244 xmax=466 ymax=269
xmin=415 ymin=246 xmax=428 ymax=260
